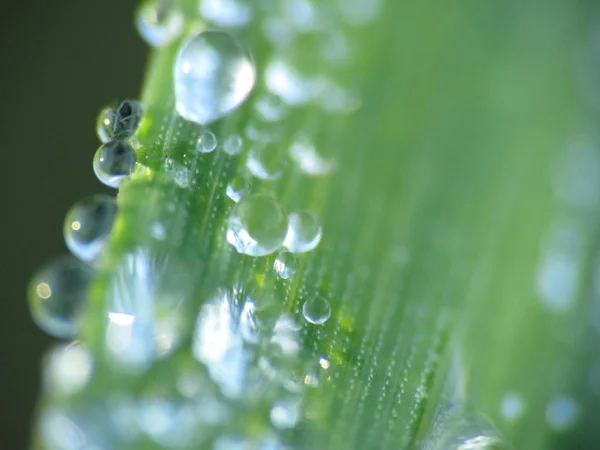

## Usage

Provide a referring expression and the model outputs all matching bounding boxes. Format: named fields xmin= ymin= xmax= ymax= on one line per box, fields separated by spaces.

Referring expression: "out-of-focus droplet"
xmin=93 ymin=141 xmax=137 ymax=188
xmin=136 ymin=0 xmax=184 ymax=47
xmin=63 ymin=195 xmax=117 ymax=262
xmin=283 ymin=210 xmax=322 ymax=253
xmin=226 ymin=176 xmax=249 ymax=203
xmin=223 ymin=134 xmax=243 ymax=155
xmin=255 ymin=93 xmax=287 ymax=121
xmin=196 ymin=129 xmax=218 ymax=153
xmin=174 ymin=31 xmax=255 ymax=124
xmin=289 ymin=135 xmax=335 ymax=175
xmin=273 ymin=250 xmax=297 ymax=279
xmin=199 ymin=0 xmax=253 ymax=27
xmin=43 ymin=343 xmax=93 ymax=397
xmin=270 ymin=399 xmax=300 ymax=429
xmin=246 ymin=142 xmax=286 ymax=180
xmin=302 ymin=294 xmax=331 ymax=325
xmin=28 ymin=255 xmax=94 ymax=338
xmin=226 ymin=194 xmax=288 ymax=257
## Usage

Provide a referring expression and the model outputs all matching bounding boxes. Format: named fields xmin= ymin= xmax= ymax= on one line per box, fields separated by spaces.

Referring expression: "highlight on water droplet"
xmin=28 ymin=255 xmax=94 ymax=338
xmin=174 ymin=30 xmax=255 ymax=125
xmin=223 ymin=134 xmax=243 ymax=155
xmin=246 ymin=142 xmax=286 ymax=180
xmin=196 ymin=129 xmax=218 ymax=153
xmin=93 ymin=141 xmax=137 ymax=188
xmin=302 ymin=294 xmax=331 ymax=325
xmin=64 ymin=195 xmax=117 ymax=262
xmin=283 ymin=210 xmax=322 ymax=253
xmin=226 ymin=194 xmax=288 ymax=256
xmin=273 ymin=250 xmax=297 ymax=279
xmin=226 ymin=176 xmax=249 ymax=203
xmin=136 ymin=0 xmax=184 ymax=47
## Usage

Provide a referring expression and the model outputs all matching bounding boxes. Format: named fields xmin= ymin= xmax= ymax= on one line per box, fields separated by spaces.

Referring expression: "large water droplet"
xmin=93 ymin=141 xmax=137 ymax=188
xmin=28 ymin=255 xmax=94 ymax=338
xmin=226 ymin=194 xmax=288 ymax=257
xmin=302 ymin=294 xmax=331 ymax=325
xmin=174 ymin=31 xmax=255 ymax=125
xmin=273 ymin=250 xmax=297 ymax=279
xmin=136 ymin=0 xmax=184 ymax=47
xmin=64 ymin=195 xmax=117 ymax=262
xmin=246 ymin=142 xmax=286 ymax=180
xmin=196 ymin=129 xmax=218 ymax=153
xmin=96 ymin=100 xmax=144 ymax=143
xmin=283 ymin=210 xmax=322 ymax=253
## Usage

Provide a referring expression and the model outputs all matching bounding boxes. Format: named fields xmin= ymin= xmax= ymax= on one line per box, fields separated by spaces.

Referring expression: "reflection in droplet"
xmin=302 ymin=295 xmax=331 ymax=325
xmin=273 ymin=250 xmax=297 ymax=279
xmin=64 ymin=195 xmax=117 ymax=262
xmin=283 ymin=210 xmax=322 ymax=253
xmin=196 ymin=129 xmax=218 ymax=153
xmin=246 ymin=142 xmax=286 ymax=180
xmin=96 ymin=100 xmax=144 ymax=143
xmin=28 ymin=255 xmax=93 ymax=338
xmin=226 ymin=194 xmax=288 ymax=256
xmin=136 ymin=0 xmax=184 ymax=47
xmin=93 ymin=141 xmax=137 ymax=188
xmin=175 ymin=30 xmax=255 ymax=124
xmin=289 ymin=135 xmax=335 ymax=175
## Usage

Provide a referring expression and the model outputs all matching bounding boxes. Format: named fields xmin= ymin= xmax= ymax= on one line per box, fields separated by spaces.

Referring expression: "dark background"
xmin=0 ymin=2 xmax=145 ymax=447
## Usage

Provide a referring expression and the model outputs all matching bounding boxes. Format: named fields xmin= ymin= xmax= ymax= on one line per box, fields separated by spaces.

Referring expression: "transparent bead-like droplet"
xmin=273 ymin=251 xmax=297 ymax=279
xmin=93 ymin=141 xmax=137 ymax=188
xmin=136 ymin=0 xmax=184 ymax=47
xmin=283 ymin=210 xmax=322 ymax=253
xmin=302 ymin=295 xmax=331 ymax=325
xmin=28 ymin=255 xmax=94 ymax=338
xmin=174 ymin=30 xmax=255 ymax=125
xmin=246 ymin=143 xmax=286 ymax=180
xmin=223 ymin=134 xmax=243 ymax=155
xmin=196 ymin=129 xmax=218 ymax=153
xmin=226 ymin=194 xmax=288 ymax=256
xmin=96 ymin=101 xmax=143 ymax=143
xmin=64 ymin=195 xmax=118 ymax=262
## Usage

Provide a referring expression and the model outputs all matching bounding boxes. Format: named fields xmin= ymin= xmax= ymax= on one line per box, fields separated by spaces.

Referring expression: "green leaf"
xmin=32 ymin=0 xmax=600 ymax=449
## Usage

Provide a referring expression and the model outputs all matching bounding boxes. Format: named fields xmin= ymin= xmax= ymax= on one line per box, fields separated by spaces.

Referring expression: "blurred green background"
xmin=0 ymin=1 xmax=140 ymax=447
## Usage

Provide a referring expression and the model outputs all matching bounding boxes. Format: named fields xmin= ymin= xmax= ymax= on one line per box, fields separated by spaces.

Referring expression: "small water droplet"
xmin=226 ymin=176 xmax=249 ymax=203
xmin=289 ymin=135 xmax=335 ymax=175
xmin=175 ymin=30 xmax=255 ymax=124
xmin=196 ymin=129 xmax=218 ymax=153
xmin=28 ymin=255 xmax=94 ymax=338
xmin=93 ymin=141 xmax=137 ymax=188
xmin=283 ymin=210 xmax=322 ymax=253
xmin=223 ymin=134 xmax=243 ymax=155
xmin=246 ymin=143 xmax=286 ymax=180
xmin=64 ymin=195 xmax=117 ymax=262
xmin=273 ymin=251 xmax=297 ymax=279
xmin=500 ymin=393 xmax=524 ymax=422
xmin=150 ymin=221 xmax=167 ymax=240
xmin=226 ymin=194 xmax=288 ymax=256
xmin=136 ymin=0 xmax=184 ymax=47
xmin=546 ymin=395 xmax=580 ymax=431
xmin=302 ymin=294 xmax=331 ymax=325
xmin=199 ymin=0 xmax=253 ymax=27
xmin=270 ymin=399 xmax=300 ymax=429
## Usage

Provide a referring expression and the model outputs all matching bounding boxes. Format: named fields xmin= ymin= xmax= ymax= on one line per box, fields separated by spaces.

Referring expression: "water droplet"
xmin=273 ymin=251 xmax=297 ymax=279
xmin=163 ymin=157 xmax=192 ymax=188
xmin=175 ymin=30 xmax=255 ymax=124
xmin=270 ymin=399 xmax=300 ymax=429
xmin=43 ymin=343 xmax=93 ymax=397
xmin=302 ymin=294 xmax=331 ymax=325
xmin=136 ymin=0 xmax=184 ymax=47
xmin=289 ymin=135 xmax=335 ymax=175
xmin=546 ymin=395 xmax=580 ymax=431
xmin=265 ymin=59 xmax=311 ymax=105
xmin=150 ymin=221 xmax=167 ymax=240
xmin=97 ymin=100 xmax=144 ymax=143
xmin=246 ymin=143 xmax=286 ymax=180
xmin=500 ymin=393 xmax=524 ymax=422
xmin=28 ymin=255 xmax=94 ymax=338
xmin=63 ymin=195 xmax=117 ymax=262
xmin=96 ymin=107 xmax=117 ymax=143
xmin=422 ymin=413 xmax=511 ymax=450
xmin=226 ymin=194 xmax=288 ymax=256
xmin=199 ymin=0 xmax=252 ymax=27
xmin=93 ymin=141 xmax=137 ymax=188
xmin=226 ymin=176 xmax=249 ymax=203
xmin=223 ymin=134 xmax=243 ymax=155
xmin=196 ymin=129 xmax=218 ymax=153
xmin=283 ymin=210 xmax=322 ymax=253
xmin=255 ymin=93 xmax=287 ymax=121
